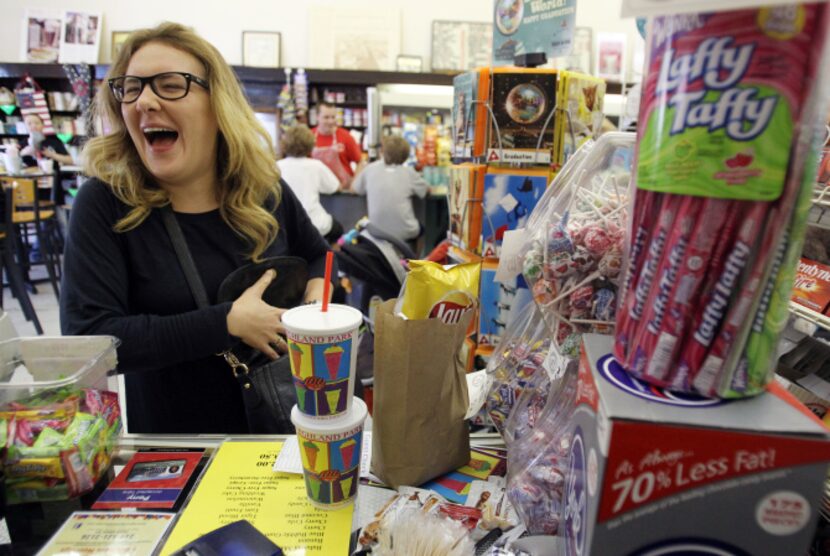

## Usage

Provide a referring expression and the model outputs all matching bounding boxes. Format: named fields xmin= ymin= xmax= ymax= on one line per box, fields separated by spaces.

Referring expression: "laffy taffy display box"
xmin=565 ymin=334 xmax=830 ymax=556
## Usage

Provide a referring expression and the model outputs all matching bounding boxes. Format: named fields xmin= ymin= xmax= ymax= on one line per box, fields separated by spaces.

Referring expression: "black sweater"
xmin=60 ymin=179 xmax=333 ymax=433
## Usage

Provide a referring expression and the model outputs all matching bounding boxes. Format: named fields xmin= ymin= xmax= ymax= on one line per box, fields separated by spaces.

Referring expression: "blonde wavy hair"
xmin=83 ymin=22 xmax=280 ymax=260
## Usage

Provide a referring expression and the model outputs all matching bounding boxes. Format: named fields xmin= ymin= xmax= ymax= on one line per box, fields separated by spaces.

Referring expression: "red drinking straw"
xmin=322 ymin=251 xmax=333 ymax=312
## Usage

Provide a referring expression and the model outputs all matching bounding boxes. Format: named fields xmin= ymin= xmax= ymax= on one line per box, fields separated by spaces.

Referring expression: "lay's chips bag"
xmin=396 ymin=261 xmax=481 ymax=324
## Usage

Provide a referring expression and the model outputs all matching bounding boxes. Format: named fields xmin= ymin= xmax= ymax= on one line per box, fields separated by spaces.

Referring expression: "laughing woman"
xmin=60 ymin=23 xmax=334 ymax=434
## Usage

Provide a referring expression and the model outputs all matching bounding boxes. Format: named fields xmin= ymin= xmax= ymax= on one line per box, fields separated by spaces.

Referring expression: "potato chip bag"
xmin=396 ymin=261 xmax=480 ymax=323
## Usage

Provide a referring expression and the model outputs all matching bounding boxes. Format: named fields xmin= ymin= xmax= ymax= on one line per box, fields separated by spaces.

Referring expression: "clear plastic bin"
xmin=0 ymin=335 xmax=121 ymax=504
xmin=0 ymin=336 xmax=119 ymax=406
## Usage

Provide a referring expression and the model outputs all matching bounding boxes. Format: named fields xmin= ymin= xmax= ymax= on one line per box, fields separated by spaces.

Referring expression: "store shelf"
xmin=789 ymin=301 xmax=830 ymax=331
xmin=0 ymin=63 xmax=71 ymax=80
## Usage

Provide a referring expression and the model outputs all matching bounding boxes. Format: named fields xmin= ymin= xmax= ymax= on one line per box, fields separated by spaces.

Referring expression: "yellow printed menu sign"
xmin=161 ymin=441 xmax=353 ymax=555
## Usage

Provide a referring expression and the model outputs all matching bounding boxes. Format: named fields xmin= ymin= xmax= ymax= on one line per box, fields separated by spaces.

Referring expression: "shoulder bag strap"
xmin=160 ymin=205 xmax=209 ymax=309
xmin=160 ymin=205 xmax=250 ymax=374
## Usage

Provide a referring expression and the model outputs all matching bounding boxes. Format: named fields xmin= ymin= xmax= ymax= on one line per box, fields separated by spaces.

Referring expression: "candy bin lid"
xmin=0 ymin=336 xmax=119 ymax=406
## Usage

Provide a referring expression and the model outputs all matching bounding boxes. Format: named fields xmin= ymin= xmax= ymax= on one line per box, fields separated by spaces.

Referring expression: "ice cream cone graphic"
xmin=303 ymin=440 xmax=320 ymax=472
xmin=307 ymin=475 xmax=321 ymax=500
xmin=340 ymin=476 xmax=354 ymax=499
xmin=325 ymin=389 xmax=342 ymax=414
xmin=289 ymin=343 xmax=304 ymax=376
xmin=339 ymin=438 xmax=357 ymax=468
xmin=324 ymin=345 xmax=344 ymax=380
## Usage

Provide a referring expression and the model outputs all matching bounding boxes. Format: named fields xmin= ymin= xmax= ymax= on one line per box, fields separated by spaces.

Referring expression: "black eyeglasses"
xmin=108 ymin=72 xmax=210 ymax=104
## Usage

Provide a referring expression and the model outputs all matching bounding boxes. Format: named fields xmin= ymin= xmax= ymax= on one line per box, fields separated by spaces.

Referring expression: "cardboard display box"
xmin=452 ymin=69 xmax=491 ymax=160
xmin=477 ymin=258 xmax=532 ymax=349
xmin=448 ymin=163 xmax=486 ymax=254
xmin=487 ymin=68 xmax=559 ymax=166
xmin=566 ymin=334 xmax=830 ymax=556
xmin=792 ymin=257 xmax=830 ymax=314
xmin=555 ymin=71 xmax=607 ymax=170
xmin=481 ymin=167 xmax=550 ymax=259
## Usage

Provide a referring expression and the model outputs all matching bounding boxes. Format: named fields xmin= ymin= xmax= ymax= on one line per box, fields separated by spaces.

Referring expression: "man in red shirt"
xmin=311 ymin=102 xmax=364 ymax=188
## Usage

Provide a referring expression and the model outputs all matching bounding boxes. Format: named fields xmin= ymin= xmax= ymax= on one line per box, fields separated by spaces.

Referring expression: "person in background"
xmin=20 ymin=113 xmax=74 ymax=254
xmin=20 ymin=113 xmax=74 ymax=169
xmin=278 ymin=125 xmax=343 ymax=244
xmin=352 ymin=134 xmax=427 ymax=247
xmin=311 ymin=101 xmax=363 ymax=188
xmin=60 ymin=22 xmax=334 ymax=434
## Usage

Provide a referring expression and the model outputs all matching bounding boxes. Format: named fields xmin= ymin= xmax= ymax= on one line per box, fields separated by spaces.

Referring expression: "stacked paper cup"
xmin=283 ymin=303 xmax=367 ymax=510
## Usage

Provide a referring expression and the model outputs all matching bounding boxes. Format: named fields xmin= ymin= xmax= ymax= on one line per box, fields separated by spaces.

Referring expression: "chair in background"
xmin=0 ymin=185 xmax=42 ymax=334
xmin=0 ymin=177 xmax=61 ymax=300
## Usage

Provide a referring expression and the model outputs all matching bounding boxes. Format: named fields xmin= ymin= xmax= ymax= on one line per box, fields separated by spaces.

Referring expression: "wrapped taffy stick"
xmin=614 ymin=4 xmax=830 ymax=397
xmin=627 ymin=195 xmax=700 ymax=376
xmin=613 ymin=189 xmax=660 ymax=363
xmin=686 ymin=202 xmax=769 ymax=395
xmin=643 ymin=197 xmax=732 ymax=388
xmin=615 ymin=194 xmax=679 ymax=368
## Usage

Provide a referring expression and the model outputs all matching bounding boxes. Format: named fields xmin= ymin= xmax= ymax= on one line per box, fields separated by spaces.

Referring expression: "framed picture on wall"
xmin=596 ymin=32 xmax=627 ymax=82
xmin=111 ymin=31 xmax=131 ymax=62
xmin=431 ymin=20 xmax=493 ymax=72
xmin=242 ymin=31 xmax=281 ymax=68
xmin=396 ymin=55 xmax=423 ymax=72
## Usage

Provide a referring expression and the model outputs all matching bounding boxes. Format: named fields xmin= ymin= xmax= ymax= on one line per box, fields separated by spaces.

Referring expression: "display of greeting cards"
xmin=452 ymin=69 xmax=491 ymax=159
xmin=93 ymin=450 xmax=204 ymax=510
xmin=481 ymin=167 xmax=550 ymax=258
xmin=478 ymin=259 xmax=533 ymax=348
xmin=555 ymin=71 xmax=607 ymax=168
xmin=487 ymin=68 xmax=559 ymax=165
xmin=449 ymin=163 xmax=486 ymax=254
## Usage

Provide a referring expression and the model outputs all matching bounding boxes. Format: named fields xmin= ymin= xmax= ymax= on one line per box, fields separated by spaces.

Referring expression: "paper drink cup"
xmin=291 ymin=397 xmax=367 ymax=510
xmin=282 ymin=304 xmax=363 ymax=418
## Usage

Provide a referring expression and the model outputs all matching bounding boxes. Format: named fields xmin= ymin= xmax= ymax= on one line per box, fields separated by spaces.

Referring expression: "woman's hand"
xmin=227 ymin=270 xmax=287 ymax=360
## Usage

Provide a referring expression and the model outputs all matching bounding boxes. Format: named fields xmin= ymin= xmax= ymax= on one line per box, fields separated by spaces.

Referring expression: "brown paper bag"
xmin=371 ymin=299 xmax=471 ymax=488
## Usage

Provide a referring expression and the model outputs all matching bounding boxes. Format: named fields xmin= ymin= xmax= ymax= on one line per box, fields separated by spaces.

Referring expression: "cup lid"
xmin=291 ymin=397 xmax=367 ymax=434
xmin=282 ymin=304 xmax=363 ymax=337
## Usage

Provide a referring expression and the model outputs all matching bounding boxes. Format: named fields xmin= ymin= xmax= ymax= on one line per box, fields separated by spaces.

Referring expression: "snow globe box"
xmin=564 ymin=334 xmax=830 ymax=556
xmin=487 ymin=68 xmax=559 ymax=165
xmin=0 ymin=336 xmax=122 ymax=503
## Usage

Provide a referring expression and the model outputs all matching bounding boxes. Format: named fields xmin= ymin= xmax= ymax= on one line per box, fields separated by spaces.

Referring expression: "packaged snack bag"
xmin=396 ymin=261 xmax=480 ymax=323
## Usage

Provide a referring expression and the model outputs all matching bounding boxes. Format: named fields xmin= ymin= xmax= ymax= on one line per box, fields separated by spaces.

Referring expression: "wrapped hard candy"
xmin=569 ymin=285 xmax=594 ymax=311
xmin=529 ymin=463 xmax=565 ymax=490
xmin=561 ymin=333 xmax=582 ymax=357
xmin=545 ymin=251 xmax=574 ymax=279
xmin=569 ymin=246 xmax=595 ymax=274
xmin=523 ymin=248 xmax=544 ymax=282
xmin=547 ymin=221 xmax=574 ymax=255
xmin=598 ymin=248 xmax=623 ymax=278
xmin=532 ymin=279 xmax=557 ymax=306
xmin=555 ymin=321 xmax=573 ymax=345
xmin=582 ymin=225 xmax=613 ymax=256
xmin=593 ymin=288 xmax=616 ymax=322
